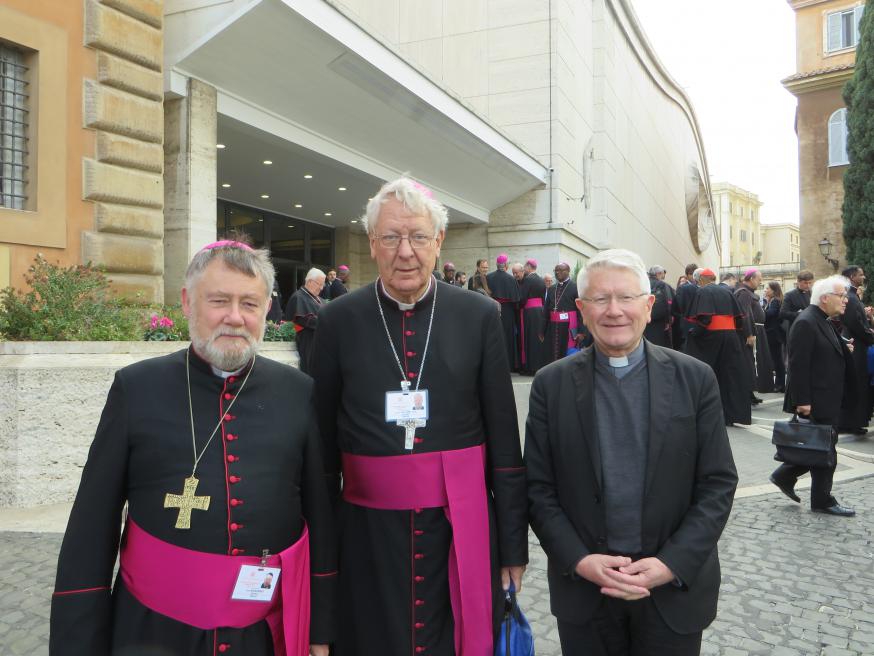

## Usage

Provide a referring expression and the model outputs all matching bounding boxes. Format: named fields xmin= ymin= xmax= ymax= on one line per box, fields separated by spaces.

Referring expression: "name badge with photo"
xmin=231 ymin=565 xmax=281 ymax=602
xmin=385 ymin=389 xmax=430 ymax=422
xmin=559 ymin=312 xmax=569 ymax=321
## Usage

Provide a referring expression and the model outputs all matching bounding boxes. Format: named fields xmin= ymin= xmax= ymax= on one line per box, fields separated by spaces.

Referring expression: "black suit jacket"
xmin=784 ymin=305 xmax=853 ymax=424
xmin=779 ymin=287 xmax=810 ymax=332
xmin=525 ymin=341 xmax=737 ymax=634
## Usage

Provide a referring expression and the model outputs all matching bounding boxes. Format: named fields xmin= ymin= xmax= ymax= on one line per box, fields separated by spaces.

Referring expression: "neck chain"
xmin=186 ymin=349 xmax=254 ymax=476
xmin=553 ymin=279 xmax=569 ymax=309
xmin=375 ymin=279 xmax=437 ymax=391
xmin=163 ymin=350 xmax=255 ymax=530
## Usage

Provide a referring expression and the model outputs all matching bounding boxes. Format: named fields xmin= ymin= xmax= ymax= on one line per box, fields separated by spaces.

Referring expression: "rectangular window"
xmin=730 ymin=226 xmax=733 ymax=239
xmin=752 ymin=232 xmax=755 ymax=246
xmin=827 ymin=5 xmax=864 ymax=52
xmin=740 ymin=229 xmax=747 ymax=242
xmin=0 ymin=42 xmax=29 ymax=210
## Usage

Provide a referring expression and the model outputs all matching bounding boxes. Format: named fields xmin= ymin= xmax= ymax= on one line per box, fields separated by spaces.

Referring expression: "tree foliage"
xmin=843 ymin=6 xmax=874 ymax=302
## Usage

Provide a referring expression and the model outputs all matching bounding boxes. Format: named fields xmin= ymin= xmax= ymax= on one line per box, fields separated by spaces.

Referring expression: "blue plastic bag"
xmin=495 ymin=582 xmax=535 ymax=656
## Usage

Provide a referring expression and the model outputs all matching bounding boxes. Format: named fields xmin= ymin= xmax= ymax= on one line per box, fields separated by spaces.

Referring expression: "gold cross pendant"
xmin=164 ymin=476 xmax=211 ymax=530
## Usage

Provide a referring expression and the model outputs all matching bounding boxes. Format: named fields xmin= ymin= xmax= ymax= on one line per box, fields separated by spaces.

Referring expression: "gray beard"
xmin=189 ymin=317 xmax=262 ymax=372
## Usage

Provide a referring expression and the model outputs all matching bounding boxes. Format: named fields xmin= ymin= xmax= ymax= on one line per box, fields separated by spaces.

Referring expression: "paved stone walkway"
xmin=3 ymin=391 xmax=874 ymax=655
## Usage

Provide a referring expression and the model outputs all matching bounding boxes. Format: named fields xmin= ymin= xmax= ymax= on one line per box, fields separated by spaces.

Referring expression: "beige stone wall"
xmin=796 ymin=86 xmax=848 ymax=277
xmin=762 ymin=224 xmax=801 ymax=264
xmin=0 ymin=341 xmax=297 ymax=508
xmin=82 ymin=0 xmax=165 ymax=302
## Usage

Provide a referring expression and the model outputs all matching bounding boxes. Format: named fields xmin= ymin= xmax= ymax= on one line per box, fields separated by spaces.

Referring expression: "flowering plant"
xmin=144 ymin=314 xmax=182 ymax=341
xmin=263 ymin=320 xmax=296 ymax=342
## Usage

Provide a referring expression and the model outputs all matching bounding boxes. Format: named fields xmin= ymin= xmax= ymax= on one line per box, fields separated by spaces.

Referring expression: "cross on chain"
xmin=164 ymin=476 xmax=211 ymax=530
xmin=399 ymin=418 xmax=427 ymax=450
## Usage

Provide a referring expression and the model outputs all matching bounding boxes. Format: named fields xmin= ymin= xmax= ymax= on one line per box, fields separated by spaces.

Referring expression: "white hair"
xmin=692 ymin=268 xmax=705 ymax=282
xmin=185 ymin=243 xmax=275 ymax=298
xmin=576 ymin=249 xmax=651 ymax=296
xmin=305 ymin=267 xmax=326 ymax=283
xmin=811 ymin=275 xmax=850 ymax=305
xmin=361 ymin=177 xmax=449 ymax=237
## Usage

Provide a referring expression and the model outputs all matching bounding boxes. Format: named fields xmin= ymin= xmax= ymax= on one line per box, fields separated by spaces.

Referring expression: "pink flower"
xmin=149 ymin=315 xmax=159 ymax=329
xmin=159 ymin=317 xmax=174 ymax=328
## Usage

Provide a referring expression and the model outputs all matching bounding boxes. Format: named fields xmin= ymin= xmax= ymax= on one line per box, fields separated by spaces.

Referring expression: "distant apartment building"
xmin=761 ymin=223 xmax=801 ymax=265
xmin=783 ymin=0 xmax=864 ymax=277
xmin=713 ymin=183 xmax=764 ymax=268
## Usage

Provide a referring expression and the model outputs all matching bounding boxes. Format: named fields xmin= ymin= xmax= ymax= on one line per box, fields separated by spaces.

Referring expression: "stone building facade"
xmin=1 ymin=0 xmax=719 ymax=302
xmin=783 ymin=0 xmax=865 ymax=278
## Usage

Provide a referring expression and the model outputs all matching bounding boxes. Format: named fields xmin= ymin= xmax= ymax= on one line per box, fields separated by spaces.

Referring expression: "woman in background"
xmin=764 ymin=281 xmax=786 ymax=392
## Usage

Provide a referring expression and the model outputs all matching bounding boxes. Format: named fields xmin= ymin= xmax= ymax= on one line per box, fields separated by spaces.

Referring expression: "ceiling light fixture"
xmin=338 ymin=187 xmax=347 ymax=191
xmin=216 ymin=144 xmax=226 ymax=149
xmin=294 ymin=203 xmax=303 ymax=208
xmin=261 ymin=194 xmax=270 ymax=199
xmin=221 ymin=183 xmax=231 ymax=188
xmin=324 ymin=212 xmax=332 ymax=217
xmin=350 ymin=219 xmax=358 ymax=223
xmin=263 ymin=160 xmax=273 ymax=165
xmin=304 ymin=174 xmax=313 ymax=179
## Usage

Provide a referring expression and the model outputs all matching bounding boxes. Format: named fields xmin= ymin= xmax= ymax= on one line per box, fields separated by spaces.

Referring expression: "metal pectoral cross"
xmin=164 ymin=476 xmax=211 ymax=530
xmin=399 ymin=418 xmax=427 ymax=451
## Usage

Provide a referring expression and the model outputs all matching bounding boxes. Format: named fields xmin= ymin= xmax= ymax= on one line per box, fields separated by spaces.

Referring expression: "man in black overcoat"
xmin=285 ymin=267 xmax=325 ymax=374
xmin=734 ymin=268 xmax=774 ymax=395
xmin=837 ymin=265 xmax=874 ymax=434
xmin=771 ymin=275 xmax=857 ymax=516
xmin=644 ymin=265 xmax=673 ymax=347
xmin=671 ymin=264 xmax=699 ymax=350
xmin=526 ymin=249 xmax=737 ymax=656
xmin=779 ymin=269 xmax=813 ymax=334
xmin=51 ymin=240 xmax=337 ymax=655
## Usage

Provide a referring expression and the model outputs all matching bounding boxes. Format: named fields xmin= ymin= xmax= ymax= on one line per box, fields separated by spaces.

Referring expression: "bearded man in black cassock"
xmin=311 ymin=177 xmax=528 ymax=656
xmin=486 ymin=253 xmax=521 ymax=371
xmin=51 ymin=240 xmax=337 ymax=656
xmin=518 ymin=258 xmax=549 ymax=375
xmin=544 ymin=262 xmax=587 ymax=362
xmin=285 ymin=267 xmax=325 ymax=374
xmin=734 ymin=268 xmax=774 ymax=395
xmin=683 ymin=269 xmax=752 ymax=426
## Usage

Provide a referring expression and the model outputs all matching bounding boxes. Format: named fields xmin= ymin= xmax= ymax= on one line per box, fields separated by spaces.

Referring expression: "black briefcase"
xmin=772 ymin=416 xmax=836 ymax=469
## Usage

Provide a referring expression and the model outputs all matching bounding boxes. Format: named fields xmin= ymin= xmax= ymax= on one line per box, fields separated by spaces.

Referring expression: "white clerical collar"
xmin=379 ymin=277 xmax=433 ymax=311
xmin=595 ymin=340 xmax=645 ymax=370
xmin=211 ymin=363 xmax=247 ymax=378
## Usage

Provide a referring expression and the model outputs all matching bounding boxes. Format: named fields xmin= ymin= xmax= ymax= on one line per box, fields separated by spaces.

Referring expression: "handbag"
xmin=495 ymin=582 xmax=535 ymax=656
xmin=771 ymin=415 xmax=836 ymax=469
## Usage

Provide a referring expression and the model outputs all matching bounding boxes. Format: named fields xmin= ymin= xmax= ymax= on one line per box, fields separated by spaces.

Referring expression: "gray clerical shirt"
xmin=593 ymin=341 xmax=650 ymax=555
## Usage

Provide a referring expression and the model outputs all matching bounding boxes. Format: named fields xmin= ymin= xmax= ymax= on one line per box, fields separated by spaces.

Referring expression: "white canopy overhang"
xmin=167 ymin=0 xmax=548 ymax=226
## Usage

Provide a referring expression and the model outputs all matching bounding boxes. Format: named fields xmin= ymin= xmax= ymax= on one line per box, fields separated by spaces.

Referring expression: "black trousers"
xmin=771 ymin=417 xmax=837 ymax=509
xmin=557 ymin=597 xmax=703 ymax=656
xmin=767 ymin=334 xmax=785 ymax=388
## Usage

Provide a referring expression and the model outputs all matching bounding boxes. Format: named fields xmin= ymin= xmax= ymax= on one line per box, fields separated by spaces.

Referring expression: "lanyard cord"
xmin=375 ymin=279 xmax=438 ymax=391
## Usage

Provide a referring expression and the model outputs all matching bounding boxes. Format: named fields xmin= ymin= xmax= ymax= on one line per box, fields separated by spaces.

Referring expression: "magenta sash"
xmin=342 ymin=445 xmax=492 ymax=656
xmin=119 ymin=519 xmax=310 ymax=656
xmin=550 ymin=310 xmax=579 ymax=350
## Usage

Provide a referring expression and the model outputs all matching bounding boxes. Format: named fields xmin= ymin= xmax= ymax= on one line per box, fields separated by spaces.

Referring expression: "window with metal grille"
xmin=0 ymin=43 xmax=29 ymax=210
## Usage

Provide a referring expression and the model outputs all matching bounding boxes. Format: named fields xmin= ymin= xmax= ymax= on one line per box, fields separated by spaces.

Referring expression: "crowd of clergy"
xmin=49 ymin=174 xmax=869 ymax=656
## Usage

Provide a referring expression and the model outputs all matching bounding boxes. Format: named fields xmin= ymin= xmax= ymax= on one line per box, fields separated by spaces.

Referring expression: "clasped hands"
xmin=576 ymin=554 xmax=674 ymax=601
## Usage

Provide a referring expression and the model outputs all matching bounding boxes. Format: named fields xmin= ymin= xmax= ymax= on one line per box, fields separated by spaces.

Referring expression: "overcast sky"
xmin=630 ymin=0 xmax=800 ymax=225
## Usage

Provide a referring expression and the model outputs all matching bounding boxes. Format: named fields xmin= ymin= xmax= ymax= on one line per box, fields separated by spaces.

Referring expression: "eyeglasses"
xmin=374 ymin=234 xmax=433 ymax=249
xmin=580 ymin=292 xmax=649 ymax=307
xmin=825 ymin=292 xmax=848 ymax=299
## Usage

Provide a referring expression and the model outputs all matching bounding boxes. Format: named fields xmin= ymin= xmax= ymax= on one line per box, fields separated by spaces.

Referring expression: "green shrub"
xmin=264 ymin=321 xmax=296 ymax=342
xmin=0 ymin=255 xmax=142 ymax=341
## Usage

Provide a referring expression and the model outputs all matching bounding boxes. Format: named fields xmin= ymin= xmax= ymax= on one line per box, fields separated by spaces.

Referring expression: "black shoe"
xmin=775 ymin=386 xmax=786 ymax=393
xmin=751 ymin=396 xmax=763 ymax=405
xmin=837 ymin=426 xmax=868 ymax=435
xmin=812 ymin=504 xmax=856 ymax=517
xmin=769 ymin=475 xmax=800 ymax=503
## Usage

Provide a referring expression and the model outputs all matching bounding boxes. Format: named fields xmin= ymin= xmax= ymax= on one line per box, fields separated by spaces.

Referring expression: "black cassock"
xmin=50 ymin=347 xmax=337 ymax=655
xmin=684 ymin=284 xmax=752 ymax=425
xmin=734 ymin=285 xmax=775 ymax=393
xmin=644 ymin=277 xmax=673 ymax=348
xmin=839 ymin=286 xmax=874 ymax=428
xmin=311 ymin=281 xmax=528 ymax=656
xmin=672 ymin=282 xmax=699 ymax=350
xmin=486 ymin=268 xmax=521 ymax=371
xmin=543 ymin=278 xmax=585 ymax=363
xmin=285 ymin=286 xmax=323 ymax=374
xmin=518 ymin=272 xmax=548 ymax=374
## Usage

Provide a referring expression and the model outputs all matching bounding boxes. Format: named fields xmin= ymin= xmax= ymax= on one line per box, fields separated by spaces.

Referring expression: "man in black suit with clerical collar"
xmin=525 ymin=248 xmax=738 ymax=656
xmin=771 ymin=275 xmax=857 ymax=517
xmin=779 ymin=269 xmax=813 ymax=333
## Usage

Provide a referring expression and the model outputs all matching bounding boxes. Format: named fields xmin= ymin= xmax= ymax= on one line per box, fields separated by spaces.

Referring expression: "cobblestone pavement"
xmin=3 ymin=393 xmax=874 ymax=655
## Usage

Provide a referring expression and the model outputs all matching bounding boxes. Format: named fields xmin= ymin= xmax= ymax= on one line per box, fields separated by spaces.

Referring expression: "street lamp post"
xmin=818 ymin=237 xmax=839 ymax=272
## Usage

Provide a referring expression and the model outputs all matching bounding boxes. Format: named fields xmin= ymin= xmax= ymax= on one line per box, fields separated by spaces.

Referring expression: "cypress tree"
xmin=843 ymin=6 xmax=874 ymax=302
